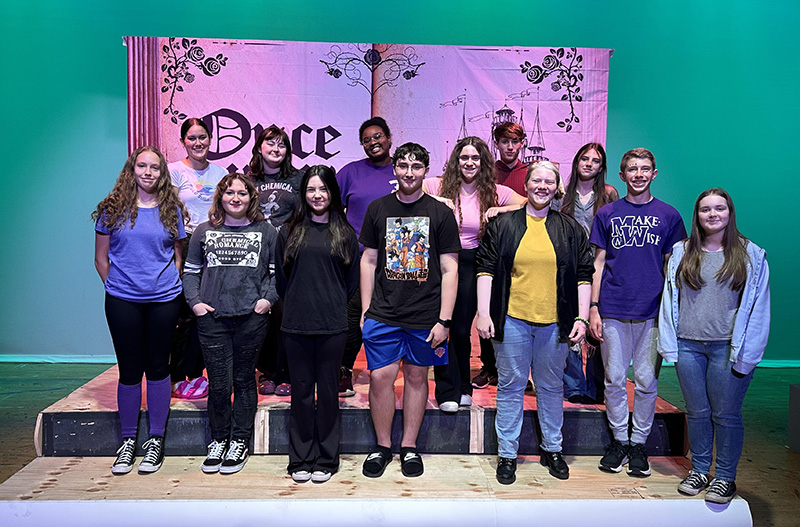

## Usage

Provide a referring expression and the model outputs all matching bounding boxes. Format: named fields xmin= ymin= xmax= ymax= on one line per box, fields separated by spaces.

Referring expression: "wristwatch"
xmin=590 ymin=301 xmax=600 ymax=309
xmin=437 ymin=318 xmax=452 ymax=328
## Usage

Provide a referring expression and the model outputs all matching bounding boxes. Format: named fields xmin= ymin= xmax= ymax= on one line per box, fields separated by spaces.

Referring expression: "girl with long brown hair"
xmin=659 ymin=188 xmax=770 ymax=503
xmin=424 ymin=136 xmax=526 ymax=412
xmin=93 ymin=146 xmax=188 ymax=475
xmin=557 ymin=142 xmax=619 ymax=404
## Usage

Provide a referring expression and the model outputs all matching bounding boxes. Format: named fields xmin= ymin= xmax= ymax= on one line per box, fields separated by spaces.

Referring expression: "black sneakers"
xmin=599 ymin=440 xmax=629 ymax=473
xmin=496 ymin=457 xmax=517 ymax=485
xmin=678 ymin=470 xmax=710 ymax=496
xmin=111 ymin=437 xmax=136 ymax=475
xmin=138 ymin=436 xmax=164 ymax=474
xmin=219 ymin=439 xmax=249 ymax=474
xmin=362 ymin=447 xmax=392 ymax=478
xmin=201 ymin=439 xmax=229 ymax=474
xmin=540 ymin=450 xmax=569 ymax=480
xmin=627 ymin=443 xmax=651 ymax=477
xmin=705 ymin=478 xmax=737 ymax=503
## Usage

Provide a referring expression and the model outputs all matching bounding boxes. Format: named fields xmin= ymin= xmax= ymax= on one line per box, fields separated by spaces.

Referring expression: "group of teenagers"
xmin=93 ymin=115 xmax=770 ymax=504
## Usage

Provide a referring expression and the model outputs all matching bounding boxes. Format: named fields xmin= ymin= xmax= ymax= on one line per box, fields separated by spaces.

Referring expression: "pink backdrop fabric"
xmin=127 ymin=38 xmax=612 ymax=181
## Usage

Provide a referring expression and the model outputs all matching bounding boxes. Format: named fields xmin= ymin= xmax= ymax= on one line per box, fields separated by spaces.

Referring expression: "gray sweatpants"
xmin=600 ymin=318 xmax=662 ymax=445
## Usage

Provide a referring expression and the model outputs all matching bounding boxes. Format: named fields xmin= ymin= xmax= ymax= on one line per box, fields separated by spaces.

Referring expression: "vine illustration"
xmin=161 ymin=37 xmax=228 ymax=124
xmin=320 ymin=44 xmax=425 ymax=103
xmin=520 ymin=47 xmax=583 ymax=132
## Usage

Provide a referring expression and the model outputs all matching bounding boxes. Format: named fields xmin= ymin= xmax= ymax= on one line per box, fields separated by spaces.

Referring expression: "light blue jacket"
xmin=658 ymin=239 xmax=770 ymax=374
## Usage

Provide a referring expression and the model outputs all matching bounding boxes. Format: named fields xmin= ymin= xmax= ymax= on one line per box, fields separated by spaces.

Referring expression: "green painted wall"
xmin=1 ymin=1 xmax=796 ymax=362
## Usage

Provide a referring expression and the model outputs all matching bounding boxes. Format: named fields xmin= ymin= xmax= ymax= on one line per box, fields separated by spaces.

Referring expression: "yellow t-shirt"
xmin=507 ymin=214 xmax=558 ymax=323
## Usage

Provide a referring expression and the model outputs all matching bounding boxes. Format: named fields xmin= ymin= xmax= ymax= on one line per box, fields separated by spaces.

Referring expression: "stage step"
xmin=0 ymin=455 xmax=751 ymax=527
xmin=36 ymin=366 xmax=686 ymax=457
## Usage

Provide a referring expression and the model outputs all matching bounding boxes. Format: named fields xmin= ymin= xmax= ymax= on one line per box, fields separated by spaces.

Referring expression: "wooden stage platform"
xmin=0 ymin=455 xmax=751 ymax=527
xmin=34 ymin=363 xmax=686 ymax=457
xmin=0 ymin=357 xmax=752 ymax=526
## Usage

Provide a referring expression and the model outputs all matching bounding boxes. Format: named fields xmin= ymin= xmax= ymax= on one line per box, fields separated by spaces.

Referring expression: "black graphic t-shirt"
xmin=360 ymin=193 xmax=460 ymax=329
xmin=182 ymin=220 xmax=279 ymax=317
xmin=251 ymin=168 xmax=304 ymax=230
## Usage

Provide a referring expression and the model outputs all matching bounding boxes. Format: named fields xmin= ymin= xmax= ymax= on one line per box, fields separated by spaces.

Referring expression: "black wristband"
xmin=437 ymin=318 xmax=452 ymax=328
xmin=590 ymin=301 xmax=600 ymax=308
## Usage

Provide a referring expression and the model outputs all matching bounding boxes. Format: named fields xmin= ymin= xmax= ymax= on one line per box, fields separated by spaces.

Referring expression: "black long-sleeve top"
xmin=476 ymin=208 xmax=594 ymax=342
xmin=276 ymin=221 xmax=359 ymax=334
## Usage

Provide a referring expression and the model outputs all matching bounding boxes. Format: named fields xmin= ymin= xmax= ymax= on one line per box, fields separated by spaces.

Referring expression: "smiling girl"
xmin=276 ymin=165 xmax=359 ymax=483
xmin=169 ymin=118 xmax=229 ymax=400
xmin=182 ymin=173 xmax=278 ymax=475
xmin=659 ymin=188 xmax=770 ymax=503
xmin=424 ymin=136 xmax=525 ymax=413
xmin=93 ymin=146 xmax=188 ymax=475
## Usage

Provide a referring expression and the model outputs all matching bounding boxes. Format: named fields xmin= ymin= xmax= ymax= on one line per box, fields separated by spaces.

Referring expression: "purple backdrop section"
xmin=149 ymin=38 xmax=611 ymax=180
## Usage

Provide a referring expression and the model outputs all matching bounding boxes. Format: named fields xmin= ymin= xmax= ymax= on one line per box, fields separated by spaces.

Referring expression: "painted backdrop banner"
xmin=131 ymin=38 xmax=612 ymax=179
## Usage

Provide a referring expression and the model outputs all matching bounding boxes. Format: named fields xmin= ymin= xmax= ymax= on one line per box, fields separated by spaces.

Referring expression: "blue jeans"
xmin=676 ymin=338 xmax=753 ymax=481
xmin=493 ymin=316 xmax=568 ymax=457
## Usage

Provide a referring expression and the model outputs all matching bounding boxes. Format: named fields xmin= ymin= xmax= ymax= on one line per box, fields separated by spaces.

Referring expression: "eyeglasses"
xmin=361 ymin=132 xmax=385 ymax=145
xmin=395 ymin=162 xmax=426 ymax=174
xmin=264 ymin=140 xmax=287 ymax=149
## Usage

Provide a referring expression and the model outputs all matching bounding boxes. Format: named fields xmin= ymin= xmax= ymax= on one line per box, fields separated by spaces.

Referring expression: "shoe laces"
xmin=115 ymin=438 xmax=136 ymax=464
xmin=226 ymin=440 xmax=247 ymax=460
xmin=207 ymin=440 xmax=227 ymax=458
xmin=708 ymin=478 xmax=733 ymax=495
xmin=141 ymin=437 xmax=162 ymax=464
xmin=684 ymin=470 xmax=709 ymax=487
xmin=629 ymin=443 xmax=647 ymax=459
xmin=607 ymin=440 xmax=628 ymax=456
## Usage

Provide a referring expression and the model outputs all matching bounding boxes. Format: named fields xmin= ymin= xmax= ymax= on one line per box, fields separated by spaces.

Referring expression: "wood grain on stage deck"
xmin=0 ymin=455 xmax=695 ymax=502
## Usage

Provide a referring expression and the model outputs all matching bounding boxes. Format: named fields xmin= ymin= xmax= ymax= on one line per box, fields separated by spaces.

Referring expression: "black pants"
xmin=256 ymin=299 xmax=290 ymax=384
xmin=197 ymin=312 xmax=269 ymax=441
xmin=170 ymin=232 xmax=205 ymax=382
xmin=433 ymin=248 xmax=494 ymax=403
xmin=341 ymin=287 xmax=362 ymax=370
xmin=105 ymin=293 xmax=180 ymax=385
xmin=284 ymin=331 xmax=346 ymax=473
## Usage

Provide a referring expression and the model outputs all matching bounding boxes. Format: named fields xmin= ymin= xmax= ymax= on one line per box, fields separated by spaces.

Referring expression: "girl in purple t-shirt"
xmin=424 ymin=136 xmax=525 ymax=412
xmin=93 ymin=146 xmax=188 ymax=476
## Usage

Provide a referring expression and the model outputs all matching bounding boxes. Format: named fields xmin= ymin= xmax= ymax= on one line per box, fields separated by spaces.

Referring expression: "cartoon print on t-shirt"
xmin=385 ymin=216 xmax=430 ymax=281
xmin=261 ymin=191 xmax=280 ymax=223
xmin=204 ymin=231 xmax=263 ymax=268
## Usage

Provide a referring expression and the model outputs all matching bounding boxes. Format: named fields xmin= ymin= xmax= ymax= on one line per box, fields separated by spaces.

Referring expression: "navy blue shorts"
xmin=362 ymin=318 xmax=449 ymax=370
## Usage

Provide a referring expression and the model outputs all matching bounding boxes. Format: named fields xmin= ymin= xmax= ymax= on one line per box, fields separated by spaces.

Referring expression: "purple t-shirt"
xmin=95 ymin=207 xmax=186 ymax=302
xmin=590 ymin=197 xmax=686 ymax=319
xmin=336 ymin=158 xmax=397 ymax=242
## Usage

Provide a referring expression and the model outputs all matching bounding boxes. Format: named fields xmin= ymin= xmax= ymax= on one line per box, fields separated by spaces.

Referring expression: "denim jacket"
xmin=658 ymin=239 xmax=770 ymax=374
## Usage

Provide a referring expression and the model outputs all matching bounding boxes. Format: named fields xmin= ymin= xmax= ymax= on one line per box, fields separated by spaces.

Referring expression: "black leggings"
xmin=105 ymin=293 xmax=180 ymax=385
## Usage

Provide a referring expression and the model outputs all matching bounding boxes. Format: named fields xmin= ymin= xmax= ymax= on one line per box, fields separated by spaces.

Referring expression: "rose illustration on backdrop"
xmin=201 ymin=57 xmax=222 ymax=76
xmin=364 ymin=49 xmax=382 ymax=67
xmin=187 ymin=46 xmax=205 ymax=62
xmin=520 ymin=47 xmax=584 ymax=133
xmin=161 ymin=37 xmax=229 ymax=124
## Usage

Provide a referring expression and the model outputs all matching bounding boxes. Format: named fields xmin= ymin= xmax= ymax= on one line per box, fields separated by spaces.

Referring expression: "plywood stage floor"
xmin=0 ymin=453 xmax=752 ymax=527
